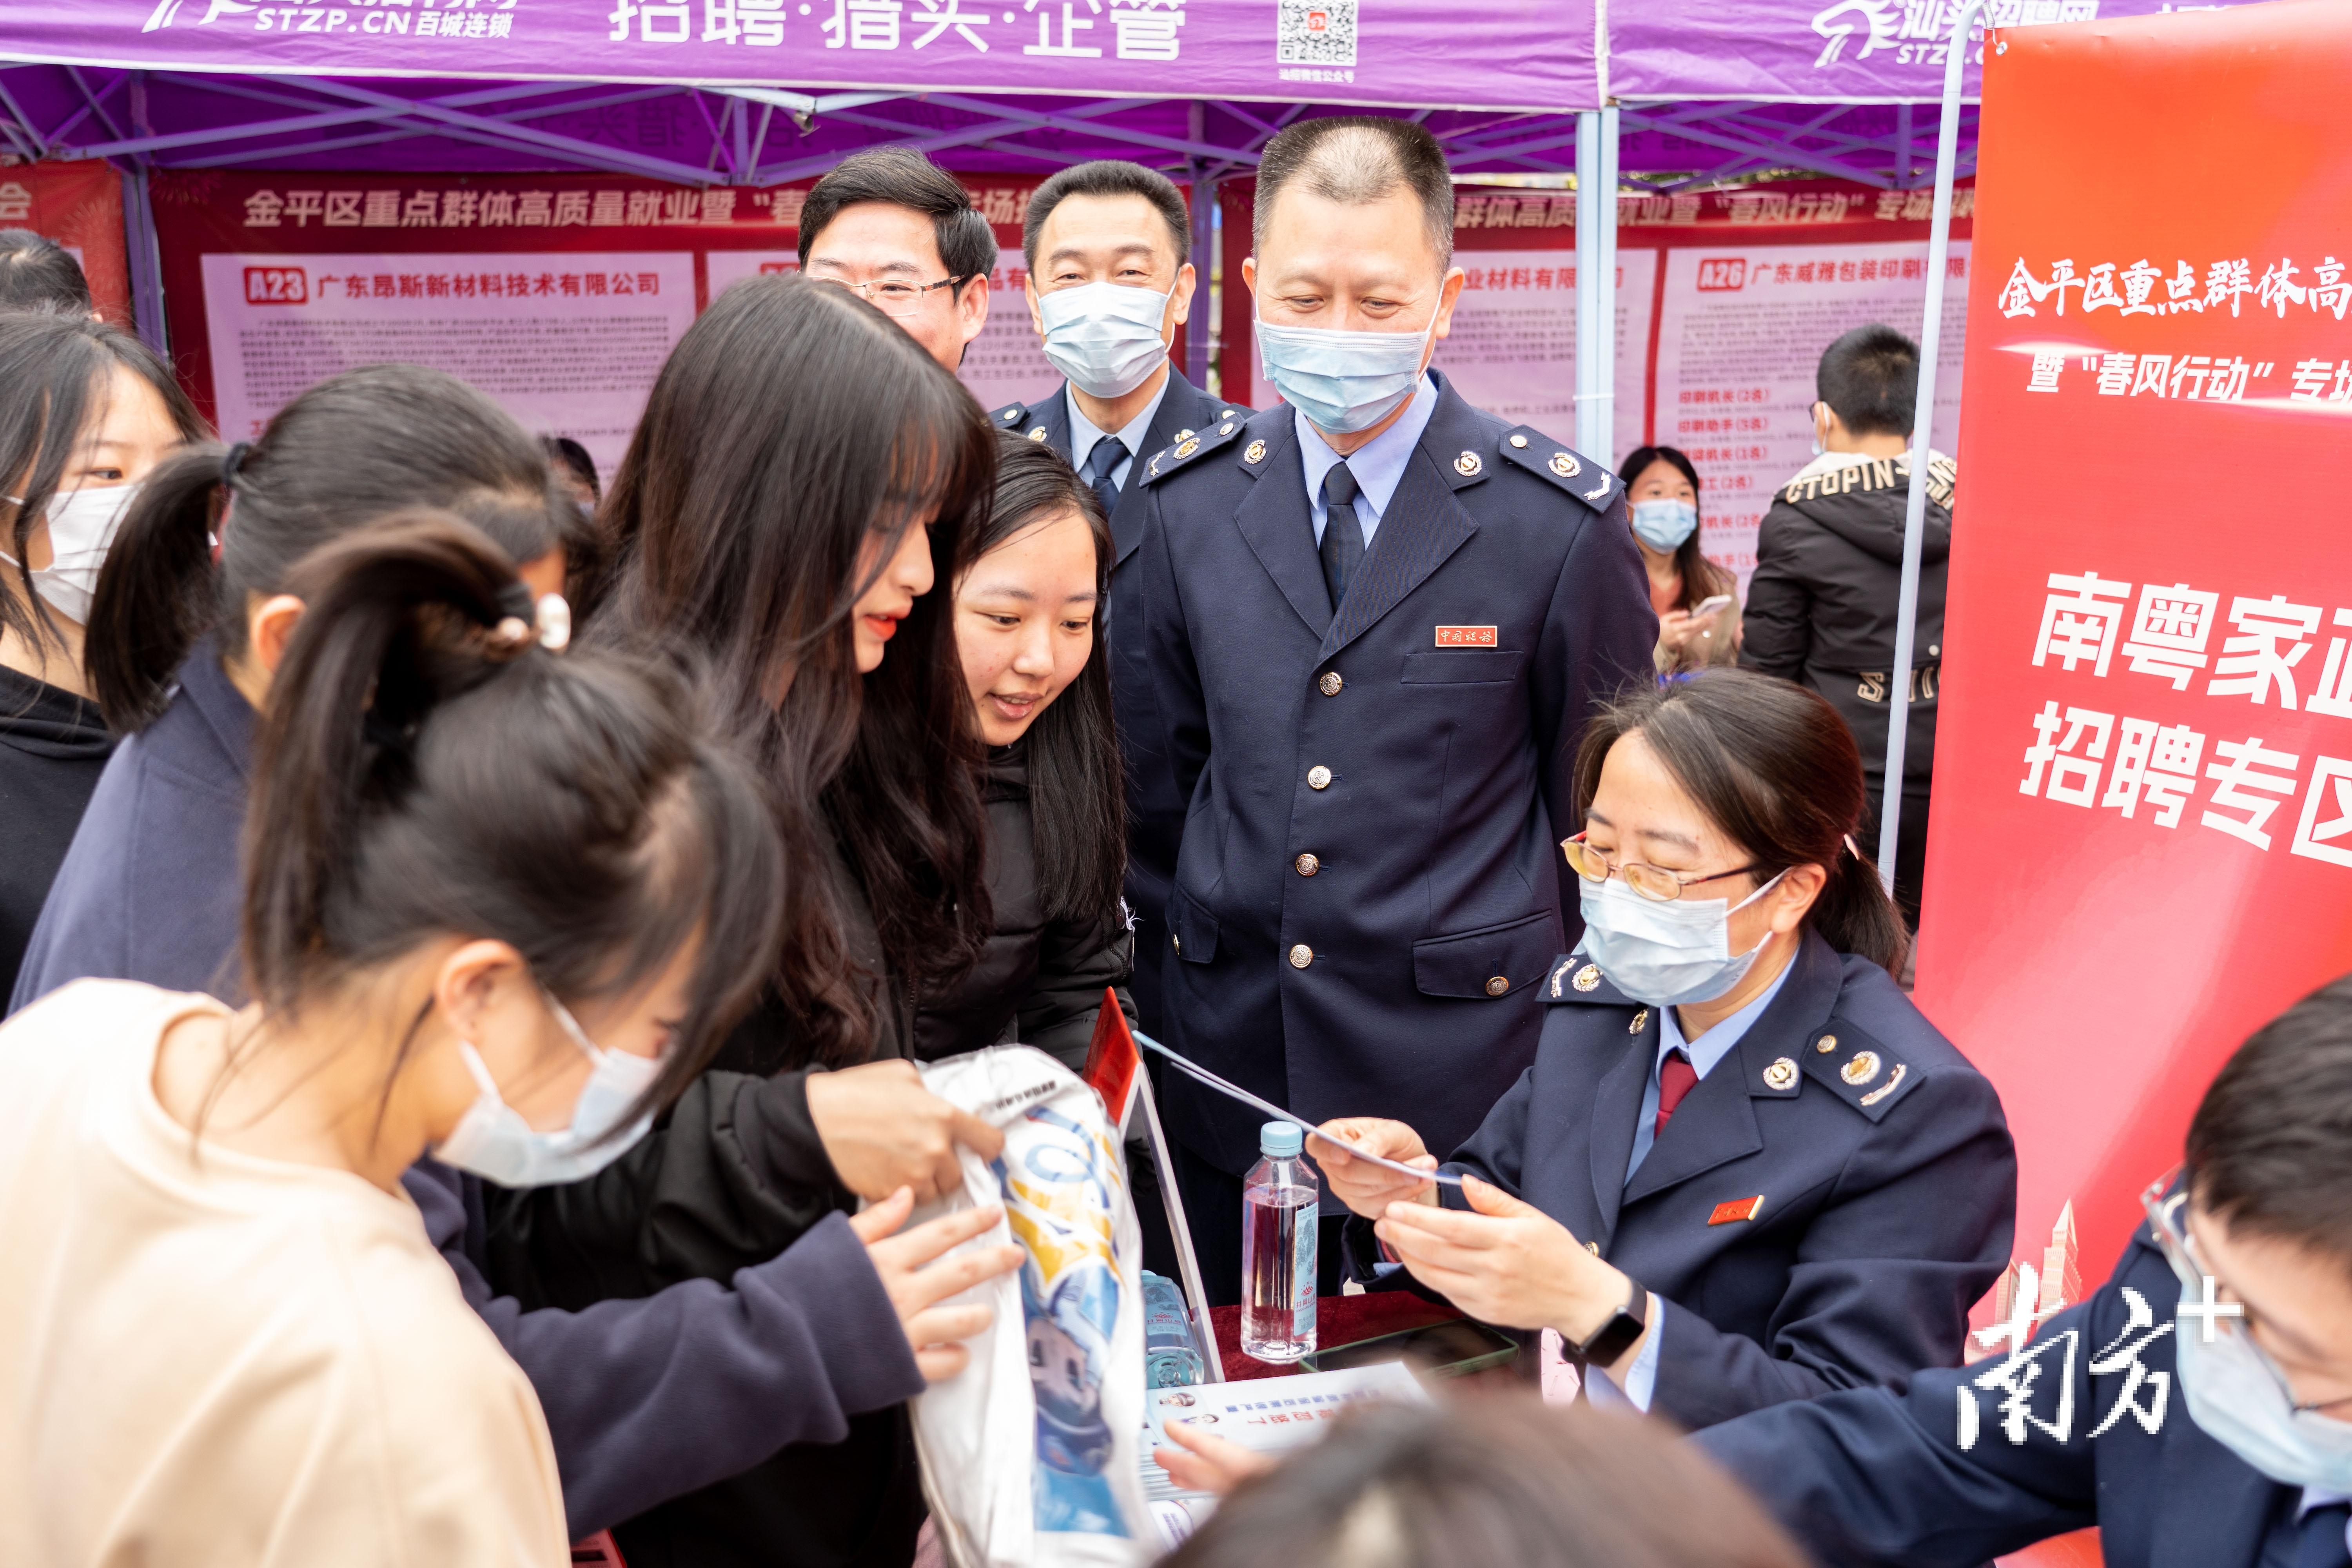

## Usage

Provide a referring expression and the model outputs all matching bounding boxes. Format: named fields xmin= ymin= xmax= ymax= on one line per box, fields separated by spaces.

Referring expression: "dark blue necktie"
xmin=1083 ymin=436 xmax=1127 ymax=521
xmin=1320 ymin=462 xmax=1364 ymax=611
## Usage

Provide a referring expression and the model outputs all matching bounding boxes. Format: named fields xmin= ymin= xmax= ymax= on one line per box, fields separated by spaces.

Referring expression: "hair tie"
xmin=1844 ymin=833 xmax=1863 ymax=860
xmin=489 ymin=583 xmax=572 ymax=654
xmin=220 ymin=442 xmax=252 ymax=489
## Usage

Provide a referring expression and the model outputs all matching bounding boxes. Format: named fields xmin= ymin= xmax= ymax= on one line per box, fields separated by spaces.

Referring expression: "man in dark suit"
xmin=1697 ymin=975 xmax=2352 ymax=1568
xmin=1125 ymin=115 xmax=1657 ymax=1302
xmin=986 ymin=159 xmax=1240 ymax=1039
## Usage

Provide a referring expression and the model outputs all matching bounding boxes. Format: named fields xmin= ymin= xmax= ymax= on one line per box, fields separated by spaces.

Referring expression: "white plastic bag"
xmin=911 ymin=1046 xmax=1150 ymax=1568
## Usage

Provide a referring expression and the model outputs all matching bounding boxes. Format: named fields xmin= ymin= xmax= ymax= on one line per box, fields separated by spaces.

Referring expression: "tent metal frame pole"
xmin=1572 ymin=107 xmax=1617 ymax=461
xmin=121 ymin=165 xmax=169 ymax=355
xmin=1877 ymin=0 xmax=1983 ymax=899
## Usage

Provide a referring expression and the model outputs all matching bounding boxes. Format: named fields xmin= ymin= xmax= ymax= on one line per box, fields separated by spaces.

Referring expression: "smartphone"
xmin=1304 ymin=1318 xmax=1520 ymax=1378
xmin=1693 ymin=593 xmax=1735 ymax=617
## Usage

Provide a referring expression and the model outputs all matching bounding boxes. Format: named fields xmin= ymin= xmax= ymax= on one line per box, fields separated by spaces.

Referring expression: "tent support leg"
xmin=1572 ymin=105 xmax=1618 ymax=461
xmin=1878 ymin=0 xmax=1983 ymax=906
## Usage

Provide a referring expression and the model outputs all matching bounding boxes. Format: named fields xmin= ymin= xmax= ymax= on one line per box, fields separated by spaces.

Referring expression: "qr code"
xmin=1277 ymin=0 xmax=1357 ymax=65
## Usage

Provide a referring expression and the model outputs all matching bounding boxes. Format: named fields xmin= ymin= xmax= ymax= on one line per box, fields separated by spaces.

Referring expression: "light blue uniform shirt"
xmin=1591 ymin=957 xmax=1797 ymax=1413
xmin=1065 ymin=374 xmax=1170 ymax=495
xmin=1295 ymin=374 xmax=1439 ymax=549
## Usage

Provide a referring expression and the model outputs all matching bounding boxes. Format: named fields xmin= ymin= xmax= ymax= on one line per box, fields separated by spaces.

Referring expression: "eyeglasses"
xmin=1561 ymin=833 xmax=1764 ymax=903
xmin=2141 ymin=1166 xmax=2352 ymax=1417
xmin=808 ymin=271 xmax=973 ymax=318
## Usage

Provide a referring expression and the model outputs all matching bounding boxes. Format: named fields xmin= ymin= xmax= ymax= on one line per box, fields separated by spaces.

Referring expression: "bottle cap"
xmin=1261 ymin=1121 xmax=1303 ymax=1158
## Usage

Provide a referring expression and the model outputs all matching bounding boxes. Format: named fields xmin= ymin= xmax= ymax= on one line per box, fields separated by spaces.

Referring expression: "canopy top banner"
xmin=2 ymin=0 xmax=1602 ymax=115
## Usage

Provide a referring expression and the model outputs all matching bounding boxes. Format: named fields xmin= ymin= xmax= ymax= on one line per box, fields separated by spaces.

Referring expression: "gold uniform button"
xmin=1762 ymin=1057 xmax=1799 ymax=1091
xmin=1295 ymin=853 xmax=1321 ymax=877
xmin=1174 ymin=428 xmax=1195 ymax=443
xmin=1307 ymin=765 xmax=1333 ymax=790
xmin=1628 ymin=1008 xmax=1650 ymax=1034
xmin=1174 ymin=437 xmax=1199 ymax=459
xmin=1219 ymin=422 xmax=1235 ymax=436
xmin=1002 ymin=408 xmax=1021 ymax=423
xmin=1484 ymin=975 xmax=1510 ymax=997
xmin=1815 ymin=1033 xmax=1838 ymax=1054
xmin=1319 ymin=671 xmax=1343 ymax=696
xmin=1221 ymin=409 xmax=1238 ymax=419
xmin=1509 ymin=433 xmax=1530 ymax=448
xmin=1289 ymin=944 xmax=1314 ymax=969
xmin=1841 ymin=1050 xmax=1884 ymax=1086
xmin=1572 ymin=963 xmax=1601 ymax=992
xmin=1584 ymin=1240 xmax=1600 ymax=1255
xmin=1172 ymin=934 xmax=1182 ymax=953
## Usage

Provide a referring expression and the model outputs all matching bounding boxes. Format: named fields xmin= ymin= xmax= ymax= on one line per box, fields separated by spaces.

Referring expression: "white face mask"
xmin=2175 ymin=1290 xmax=2352 ymax=1491
xmin=1630 ymin=498 xmax=1699 ymax=553
xmin=432 ymin=993 xmax=664 ymax=1188
xmin=1254 ymin=310 xmax=1437 ymax=436
xmin=1 ymin=482 xmax=143 ymax=626
xmin=1038 ymin=281 xmax=1173 ymax=400
xmin=1573 ymin=871 xmax=1786 ymax=1008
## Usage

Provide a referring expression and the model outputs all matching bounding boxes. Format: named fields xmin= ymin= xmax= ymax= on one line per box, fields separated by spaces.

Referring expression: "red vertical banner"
xmin=1921 ymin=0 xmax=2352 ymax=1294
xmin=0 ymin=161 xmax=129 ymax=323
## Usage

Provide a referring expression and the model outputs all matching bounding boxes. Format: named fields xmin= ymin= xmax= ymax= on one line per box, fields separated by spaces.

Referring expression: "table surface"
xmin=1205 ymin=1292 xmax=1466 ymax=1382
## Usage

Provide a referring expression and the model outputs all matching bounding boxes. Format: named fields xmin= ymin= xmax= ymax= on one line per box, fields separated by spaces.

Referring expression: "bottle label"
xmin=1293 ymin=1202 xmax=1317 ymax=1338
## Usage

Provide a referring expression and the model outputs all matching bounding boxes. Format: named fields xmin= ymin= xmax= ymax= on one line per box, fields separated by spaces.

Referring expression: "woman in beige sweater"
xmin=0 ymin=517 xmax=999 ymax=1566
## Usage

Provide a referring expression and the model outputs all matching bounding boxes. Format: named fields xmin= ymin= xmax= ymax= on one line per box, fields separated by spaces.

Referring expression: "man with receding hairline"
xmin=1123 ymin=114 xmax=1656 ymax=1301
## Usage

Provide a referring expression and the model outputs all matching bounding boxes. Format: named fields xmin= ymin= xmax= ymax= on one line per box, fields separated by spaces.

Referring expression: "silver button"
xmin=1295 ymin=853 xmax=1320 ymax=877
xmin=1509 ymin=433 xmax=1529 ymax=448
xmin=1319 ymin=671 xmax=1343 ymax=697
xmin=1484 ymin=975 xmax=1509 ymax=996
xmin=1307 ymin=765 xmax=1333 ymax=790
xmin=1289 ymin=944 xmax=1314 ymax=969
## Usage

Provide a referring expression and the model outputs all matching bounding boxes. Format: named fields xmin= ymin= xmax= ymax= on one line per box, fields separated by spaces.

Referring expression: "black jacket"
xmin=913 ymin=742 xmax=1137 ymax=1069
xmin=0 ymin=663 xmax=112 ymax=1004
xmin=1742 ymin=451 xmax=1955 ymax=788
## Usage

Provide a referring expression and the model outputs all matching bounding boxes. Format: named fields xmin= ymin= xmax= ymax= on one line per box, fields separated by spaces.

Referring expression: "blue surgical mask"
xmin=1573 ymin=871 xmax=1786 ymax=1008
xmin=2175 ymin=1296 xmax=2352 ymax=1490
xmin=1630 ymin=498 xmax=1698 ymax=552
xmin=1038 ymin=281 xmax=1172 ymax=399
xmin=432 ymin=993 xmax=663 ymax=1187
xmin=1254 ymin=312 xmax=1436 ymax=435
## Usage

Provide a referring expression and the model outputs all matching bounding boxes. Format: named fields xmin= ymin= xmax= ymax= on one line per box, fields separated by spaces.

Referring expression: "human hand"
xmin=1310 ymin=1118 xmax=1438 ymax=1218
xmin=849 ymin=1186 xmax=1025 ymax=1382
xmin=1152 ymin=1418 xmax=1279 ymax=1496
xmin=805 ymin=1058 xmax=1005 ymax=1202
xmin=1374 ymin=1174 xmax=1638 ymax=1361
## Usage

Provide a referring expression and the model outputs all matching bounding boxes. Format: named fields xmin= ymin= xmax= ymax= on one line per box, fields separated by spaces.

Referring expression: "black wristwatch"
xmin=1575 ymin=1276 xmax=1650 ymax=1366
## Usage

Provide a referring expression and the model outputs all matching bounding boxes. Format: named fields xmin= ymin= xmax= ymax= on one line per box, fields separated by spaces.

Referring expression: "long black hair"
xmin=1573 ymin=668 xmax=1910 ymax=975
xmin=0 ymin=312 xmax=204 ymax=675
xmin=240 ymin=512 xmax=782 ymax=1132
xmin=87 ymin=363 xmax=573 ymax=733
xmin=974 ymin=431 xmax=1126 ymax=934
xmin=1615 ymin=444 xmax=1730 ymax=616
xmin=591 ymin=271 xmax=994 ymax=1067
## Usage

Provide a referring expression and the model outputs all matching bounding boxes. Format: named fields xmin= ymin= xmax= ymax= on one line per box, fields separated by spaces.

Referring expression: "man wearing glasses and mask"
xmin=1699 ymin=975 xmax=2352 ymax=1568
xmin=796 ymin=146 xmax=994 ymax=372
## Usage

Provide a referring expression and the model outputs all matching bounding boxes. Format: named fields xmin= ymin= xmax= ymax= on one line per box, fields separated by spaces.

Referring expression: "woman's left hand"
xmin=1374 ymin=1174 xmax=1635 ymax=1351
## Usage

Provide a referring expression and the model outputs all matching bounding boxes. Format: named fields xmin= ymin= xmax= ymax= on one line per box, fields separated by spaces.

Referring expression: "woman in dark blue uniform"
xmin=1316 ymin=668 xmax=2016 ymax=1430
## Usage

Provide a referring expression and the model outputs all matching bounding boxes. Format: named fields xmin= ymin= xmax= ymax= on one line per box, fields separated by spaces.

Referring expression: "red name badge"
xmin=1708 ymin=1195 xmax=1765 ymax=1226
xmin=1434 ymin=625 xmax=1499 ymax=647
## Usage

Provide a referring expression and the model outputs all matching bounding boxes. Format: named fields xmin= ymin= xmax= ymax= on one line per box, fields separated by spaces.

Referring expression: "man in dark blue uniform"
xmin=1125 ymin=115 xmax=1657 ymax=1301
xmin=986 ymin=160 xmax=1240 ymax=1039
xmin=1697 ymin=975 xmax=2352 ymax=1568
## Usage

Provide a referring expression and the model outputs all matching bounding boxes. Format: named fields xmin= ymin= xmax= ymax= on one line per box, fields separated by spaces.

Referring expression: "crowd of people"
xmin=0 ymin=109 xmax=2340 ymax=1568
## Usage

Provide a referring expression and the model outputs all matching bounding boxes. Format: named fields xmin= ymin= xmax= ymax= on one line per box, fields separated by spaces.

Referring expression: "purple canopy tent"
xmin=0 ymin=0 xmax=2237 ymax=887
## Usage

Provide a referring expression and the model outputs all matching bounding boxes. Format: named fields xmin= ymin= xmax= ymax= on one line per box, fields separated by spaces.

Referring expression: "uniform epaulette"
xmin=1499 ymin=428 xmax=1622 ymax=511
xmin=987 ymin=399 xmax=1032 ymax=430
xmin=1138 ymin=414 xmax=1246 ymax=486
xmin=1542 ymin=955 xmax=1639 ymax=1008
xmin=1796 ymin=1018 xmax=1922 ymax=1123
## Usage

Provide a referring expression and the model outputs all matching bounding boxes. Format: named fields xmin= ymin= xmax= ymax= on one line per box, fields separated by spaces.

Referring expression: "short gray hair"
xmin=1251 ymin=116 xmax=1455 ymax=270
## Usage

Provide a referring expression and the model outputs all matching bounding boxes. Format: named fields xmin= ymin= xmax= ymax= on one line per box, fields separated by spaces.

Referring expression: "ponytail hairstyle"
xmin=87 ymin=363 xmax=573 ymax=733
xmin=975 ymin=430 xmax=1126 ymax=934
xmin=243 ymin=512 xmax=784 ymax=1126
xmin=1572 ymin=668 xmax=1910 ymax=976
xmin=593 ymin=272 xmax=994 ymax=1067
xmin=0 ymin=312 xmax=204 ymax=671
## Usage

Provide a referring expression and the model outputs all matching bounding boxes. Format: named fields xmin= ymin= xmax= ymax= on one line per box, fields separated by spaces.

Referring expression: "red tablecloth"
xmin=1206 ymin=1292 xmax=1466 ymax=1382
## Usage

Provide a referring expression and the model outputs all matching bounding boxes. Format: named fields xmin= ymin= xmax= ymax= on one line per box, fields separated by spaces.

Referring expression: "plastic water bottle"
xmin=1142 ymin=1270 xmax=1207 ymax=1388
xmin=1241 ymin=1120 xmax=1318 ymax=1363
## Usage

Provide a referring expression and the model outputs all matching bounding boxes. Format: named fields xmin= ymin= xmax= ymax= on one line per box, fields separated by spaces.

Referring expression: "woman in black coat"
xmin=1316 ymin=669 xmax=2015 ymax=1432
xmin=918 ymin=430 xmax=1137 ymax=1066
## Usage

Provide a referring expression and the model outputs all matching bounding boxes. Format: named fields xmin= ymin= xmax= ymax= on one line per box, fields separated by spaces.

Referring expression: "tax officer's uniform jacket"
xmin=1127 ymin=370 xmax=1658 ymax=1178
xmin=1697 ymin=1205 xmax=2333 ymax=1568
xmin=1367 ymin=931 xmax=2015 ymax=1430
xmin=990 ymin=366 xmax=1239 ymax=1039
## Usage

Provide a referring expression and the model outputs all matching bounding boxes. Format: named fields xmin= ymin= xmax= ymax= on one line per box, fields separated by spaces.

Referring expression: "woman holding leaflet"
xmin=1316 ymin=669 xmax=2016 ymax=1429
